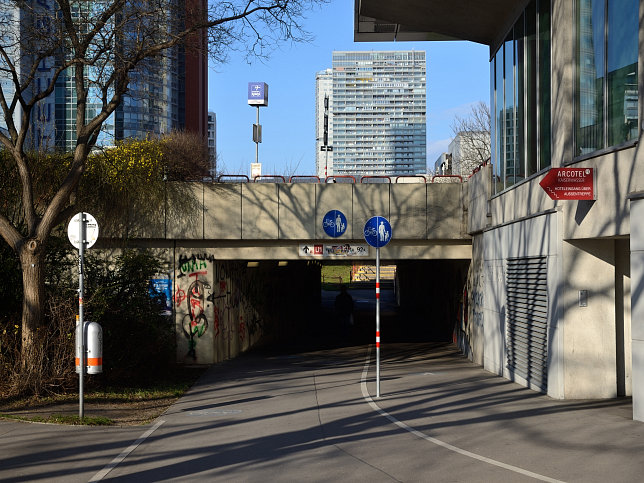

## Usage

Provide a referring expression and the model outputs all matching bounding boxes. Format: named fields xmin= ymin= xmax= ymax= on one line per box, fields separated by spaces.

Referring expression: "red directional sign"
xmin=539 ymin=168 xmax=595 ymax=200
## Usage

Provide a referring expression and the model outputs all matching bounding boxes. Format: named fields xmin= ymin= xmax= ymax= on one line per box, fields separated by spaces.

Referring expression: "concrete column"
xmin=630 ymin=195 xmax=644 ymax=421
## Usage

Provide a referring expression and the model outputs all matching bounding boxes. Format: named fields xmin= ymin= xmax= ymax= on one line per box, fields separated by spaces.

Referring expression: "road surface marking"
xmin=360 ymin=346 xmax=565 ymax=483
xmin=89 ymin=419 xmax=165 ymax=481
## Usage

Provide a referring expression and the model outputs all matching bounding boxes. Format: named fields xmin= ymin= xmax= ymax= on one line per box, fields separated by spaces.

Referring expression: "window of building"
xmin=575 ymin=0 xmax=639 ymax=156
xmin=491 ymin=0 xmax=551 ymax=194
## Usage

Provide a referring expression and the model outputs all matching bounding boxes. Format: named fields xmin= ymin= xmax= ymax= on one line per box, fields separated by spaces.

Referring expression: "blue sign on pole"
xmin=364 ymin=216 xmax=392 ymax=248
xmin=248 ymin=82 xmax=269 ymax=106
xmin=322 ymin=210 xmax=347 ymax=237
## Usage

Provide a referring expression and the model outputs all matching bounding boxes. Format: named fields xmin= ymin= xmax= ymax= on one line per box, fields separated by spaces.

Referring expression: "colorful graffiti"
xmin=174 ymin=253 xmax=265 ymax=364
xmin=175 ymin=257 xmax=214 ymax=362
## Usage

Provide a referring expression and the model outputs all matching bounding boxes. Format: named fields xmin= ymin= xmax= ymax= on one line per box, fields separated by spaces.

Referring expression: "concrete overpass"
xmin=127 ymin=180 xmax=472 ymax=261
xmin=113 ymin=177 xmax=483 ymax=365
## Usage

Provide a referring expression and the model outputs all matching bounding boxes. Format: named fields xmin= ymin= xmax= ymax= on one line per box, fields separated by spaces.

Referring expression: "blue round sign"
xmin=364 ymin=216 xmax=392 ymax=248
xmin=322 ymin=210 xmax=347 ymax=237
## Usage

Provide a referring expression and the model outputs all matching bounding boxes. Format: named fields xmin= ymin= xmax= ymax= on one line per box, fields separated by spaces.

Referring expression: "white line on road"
xmin=88 ymin=419 xmax=165 ymax=482
xmin=360 ymin=346 xmax=565 ymax=483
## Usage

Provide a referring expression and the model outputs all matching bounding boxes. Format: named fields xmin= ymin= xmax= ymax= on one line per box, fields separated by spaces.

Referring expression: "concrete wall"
xmin=161 ymin=182 xmax=469 ymax=243
xmin=173 ymin=253 xmax=265 ymax=364
xmin=172 ymin=252 xmax=321 ymax=364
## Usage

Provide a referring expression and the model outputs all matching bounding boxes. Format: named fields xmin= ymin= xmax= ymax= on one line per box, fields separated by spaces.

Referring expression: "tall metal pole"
xmin=376 ymin=246 xmax=381 ymax=398
xmin=78 ymin=213 xmax=86 ymax=419
xmin=255 ymin=106 xmax=259 ymax=165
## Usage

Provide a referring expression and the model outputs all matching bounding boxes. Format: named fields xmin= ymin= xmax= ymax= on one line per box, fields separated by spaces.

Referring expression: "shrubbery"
xmin=0 ymin=243 xmax=175 ymax=397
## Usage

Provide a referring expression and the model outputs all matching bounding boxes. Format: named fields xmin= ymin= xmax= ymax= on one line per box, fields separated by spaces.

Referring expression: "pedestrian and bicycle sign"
xmin=363 ymin=216 xmax=392 ymax=248
xmin=322 ymin=210 xmax=347 ymax=237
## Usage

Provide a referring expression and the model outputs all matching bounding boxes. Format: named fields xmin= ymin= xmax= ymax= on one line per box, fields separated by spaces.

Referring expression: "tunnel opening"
xmin=260 ymin=259 xmax=470 ymax=354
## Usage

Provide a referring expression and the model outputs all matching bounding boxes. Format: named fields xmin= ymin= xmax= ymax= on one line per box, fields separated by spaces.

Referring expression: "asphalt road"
xmin=2 ymin=341 xmax=643 ymax=482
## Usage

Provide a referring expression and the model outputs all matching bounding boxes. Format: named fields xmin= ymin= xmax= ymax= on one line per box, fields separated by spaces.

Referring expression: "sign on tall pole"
xmin=248 ymin=82 xmax=269 ymax=172
xmin=364 ymin=216 xmax=392 ymax=398
xmin=67 ymin=212 xmax=99 ymax=419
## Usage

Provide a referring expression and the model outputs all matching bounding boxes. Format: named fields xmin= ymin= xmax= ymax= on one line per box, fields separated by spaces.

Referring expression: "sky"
xmin=207 ymin=0 xmax=490 ymax=176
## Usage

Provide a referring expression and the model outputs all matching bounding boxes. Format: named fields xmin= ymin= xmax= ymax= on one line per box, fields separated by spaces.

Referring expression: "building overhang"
xmin=354 ymin=0 xmax=528 ymax=48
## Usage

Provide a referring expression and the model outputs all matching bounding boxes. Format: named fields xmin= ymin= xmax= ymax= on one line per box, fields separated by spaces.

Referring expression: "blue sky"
xmin=208 ymin=0 xmax=490 ymax=176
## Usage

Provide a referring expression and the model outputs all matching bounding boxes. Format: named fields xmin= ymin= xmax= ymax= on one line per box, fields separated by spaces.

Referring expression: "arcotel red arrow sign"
xmin=539 ymin=168 xmax=595 ymax=200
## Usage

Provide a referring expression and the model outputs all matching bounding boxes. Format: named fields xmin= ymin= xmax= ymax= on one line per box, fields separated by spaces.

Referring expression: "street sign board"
xmin=539 ymin=168 xmax=595 ymax=200
xmin=299 ymin=243 xmax=368 ymax=257
xmin=67 ymin=212 xmax=99 ymax=249
xmin=364 ymin=216 xmax=392 ymax=248
xmin=322 ymin=210 xmax=347 ymax=237
xmin=248 ymin=82 xmax=268 ymax=106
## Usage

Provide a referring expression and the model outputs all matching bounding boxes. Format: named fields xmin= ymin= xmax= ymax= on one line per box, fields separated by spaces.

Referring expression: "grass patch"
xmin=0 ymin=365 xmax=207 ymax=425
xmin=321 ymin=264 xmax=352 ymax=290
xmin=0 ymin=412 xmax=114 ymax=425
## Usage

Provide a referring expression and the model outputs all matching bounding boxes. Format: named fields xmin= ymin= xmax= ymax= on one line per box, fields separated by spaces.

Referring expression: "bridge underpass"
xmin=115 ymin=181 xmax=472 ymax=364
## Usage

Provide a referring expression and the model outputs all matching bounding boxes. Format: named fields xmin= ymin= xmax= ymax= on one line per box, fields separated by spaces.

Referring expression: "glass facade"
xmin=2 ymin=0 xmax=186 ymax=152
xmin=575 ymin=0 xmax=639 ymax=155
xmin=491 ymin=0 xmax=551 ymax=194
xmin=330 ymin=51 xmax=426 ymax=176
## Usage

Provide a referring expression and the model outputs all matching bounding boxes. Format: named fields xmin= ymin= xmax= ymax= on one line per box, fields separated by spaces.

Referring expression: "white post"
xmin=78 ymin=213 xmax=86 ymax=419
xmin=376 ymin=246 xmax=381 ymax=398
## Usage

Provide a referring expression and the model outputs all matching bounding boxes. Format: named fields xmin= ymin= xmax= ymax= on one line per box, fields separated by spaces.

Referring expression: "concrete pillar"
xmin=630 ymin=194 xmax=644 ymax=421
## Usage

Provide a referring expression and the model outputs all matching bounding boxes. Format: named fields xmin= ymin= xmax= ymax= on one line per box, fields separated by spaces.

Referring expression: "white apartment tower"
xmin=317 ymin=51 xmax=426 ymax=177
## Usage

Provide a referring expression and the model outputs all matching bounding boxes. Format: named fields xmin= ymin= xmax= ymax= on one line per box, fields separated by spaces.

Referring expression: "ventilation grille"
xmin=506 ymin=256 xmax=548 ymax=391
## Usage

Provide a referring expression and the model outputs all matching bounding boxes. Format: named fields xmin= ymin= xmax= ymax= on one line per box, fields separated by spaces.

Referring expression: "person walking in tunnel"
xmin=335 ymin=285 xmax=354 ymax=341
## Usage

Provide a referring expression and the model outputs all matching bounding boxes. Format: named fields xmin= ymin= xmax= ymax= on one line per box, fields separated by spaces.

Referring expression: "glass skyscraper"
xmin=1 ymin=0 xmax=207 ymax=152
xmin=318 ymin=51 xmax=426 ymax=177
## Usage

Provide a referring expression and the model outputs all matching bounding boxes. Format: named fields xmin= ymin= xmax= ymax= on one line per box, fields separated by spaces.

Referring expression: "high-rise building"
xmin=317 ymin=51 xmax=426 ymax=177
xmin=0 ymin=0 xmax=207 ymax=151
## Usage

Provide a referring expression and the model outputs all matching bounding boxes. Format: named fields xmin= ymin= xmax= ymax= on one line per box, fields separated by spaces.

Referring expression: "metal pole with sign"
xmin=67 ymin=212 xmax=99 ymax=419
xmin=248 ymin=82 xmax=268 ymax=171
xmin=363 ymin=216 xmax=392 ymax=398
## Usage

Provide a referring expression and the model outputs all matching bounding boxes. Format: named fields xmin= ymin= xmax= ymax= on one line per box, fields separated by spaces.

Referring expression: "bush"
xmin=84 ymin=249 xmax=175 ymax=382
xmin=0 ymin=244 xmax=176 ymax=396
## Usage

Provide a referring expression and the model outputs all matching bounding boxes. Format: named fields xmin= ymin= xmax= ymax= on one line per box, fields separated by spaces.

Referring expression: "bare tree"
xmin=450 ymin=101 xmax=491 ymax=176
xmin=0 ymin=0 xmax=325 ymax=367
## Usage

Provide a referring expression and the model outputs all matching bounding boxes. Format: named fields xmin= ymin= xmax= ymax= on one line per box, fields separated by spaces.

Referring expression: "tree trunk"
xmin=20 ymin=239 xmax=45 ymax=369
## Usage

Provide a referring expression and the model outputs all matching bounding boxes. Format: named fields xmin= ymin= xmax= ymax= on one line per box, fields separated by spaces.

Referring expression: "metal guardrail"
xmin=217 ymin=174 xmax=249 ymax=182
xmin=254 ymin=175 xmax=286 ymax=183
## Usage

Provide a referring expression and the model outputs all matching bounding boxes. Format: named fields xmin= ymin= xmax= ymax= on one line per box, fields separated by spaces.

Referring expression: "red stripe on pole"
xmin=376 ymin=293 xmax=380 ymax=299
xmin=376 ymin=282 xmax=380 ymax=288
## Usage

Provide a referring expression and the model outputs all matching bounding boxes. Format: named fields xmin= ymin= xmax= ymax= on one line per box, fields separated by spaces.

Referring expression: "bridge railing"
xmin=254 ymin=175 xmax=286 ymax=183
xmin=217 ymin=174 xmax=250 ymax=182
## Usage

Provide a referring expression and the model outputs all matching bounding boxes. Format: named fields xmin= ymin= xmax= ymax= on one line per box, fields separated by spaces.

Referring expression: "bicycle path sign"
xmin=322 ymin=210 xmax=347 ymax=237
xmin=363 ymin=216 xmax=392 ymax=248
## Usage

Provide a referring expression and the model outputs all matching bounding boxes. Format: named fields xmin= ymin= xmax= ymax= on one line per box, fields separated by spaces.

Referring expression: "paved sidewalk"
xmin=1 ymin=342 xmax=643 ymax=482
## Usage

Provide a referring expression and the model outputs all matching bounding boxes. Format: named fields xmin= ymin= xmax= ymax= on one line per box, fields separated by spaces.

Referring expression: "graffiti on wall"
xmin=174 ymin=255 xmax=214 ymax=362
xmin=175 ymin=253 xmax=265 ymax=364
